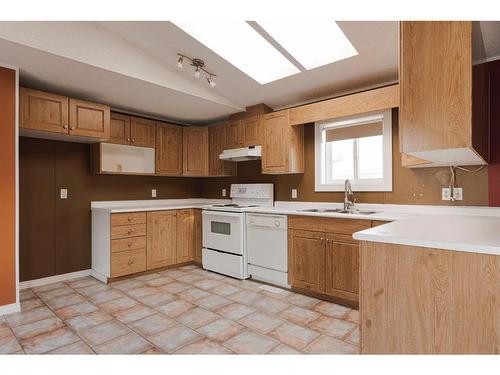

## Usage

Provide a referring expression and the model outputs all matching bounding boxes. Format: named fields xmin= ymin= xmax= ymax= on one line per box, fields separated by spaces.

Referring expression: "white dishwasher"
xmin=246 ymin=213 xmax=289 ymax=288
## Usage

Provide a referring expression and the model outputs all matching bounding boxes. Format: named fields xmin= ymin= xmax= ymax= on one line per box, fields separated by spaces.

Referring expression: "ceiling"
xmin=0 ymin=21 xmax=498 ymax=125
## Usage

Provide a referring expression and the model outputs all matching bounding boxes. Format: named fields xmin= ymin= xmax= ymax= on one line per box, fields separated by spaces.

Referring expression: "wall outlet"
xmin=60 ymin=188 xmax=68 ymax=199
xmin=291 ymin=189 xmax=298 ymax=199
xmin=453 ymin=187 xmax=463 ymax=200
xmin=442 ymin=188 xmax=451 ymax=200
xmin=151 ymin=189 xmax=157 ymax=198
xmin=222 ymin=189 xmax=227 ymax=197
xmin=442 ymin=187 xmax=463 ymax=201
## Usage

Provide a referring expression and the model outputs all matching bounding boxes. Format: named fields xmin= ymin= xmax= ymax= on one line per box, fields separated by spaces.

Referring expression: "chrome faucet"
xmin=344 ymin=179 xmax=356 ymax=211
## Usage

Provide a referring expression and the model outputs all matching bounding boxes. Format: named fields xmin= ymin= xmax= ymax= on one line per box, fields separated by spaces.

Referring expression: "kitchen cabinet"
xmin=183 ymin=126 xmax=209 ymax=176
xmin=399 ymin=21 xmax=489 ymax=167
xmin=241 ymin=115 xmax=261 ymax=146
xmin=130 ymin=116 xmax=156 ymax=148
xmin=20 ymin=87 xmax=110 ymax=141
xmin=261 ymin=110 xmax=304 ymax=174
xmin=288 ymin=216 xmax=371 ymax=307
xmin=193 ymin=209 xmax=202 ymax=264
xmin=225 ymin=120 xmax=244 ymax=149
xmin=156 ymin=121 xmax=183 ymax=175
xmin=147 ymin=210 xmax=177 ymax=269
xmin=208 ymin=124 xmax=237 ymax=176
xmin=109 ymin=113 xmax=131 ymax=145
xmin=176 ymin=209 xmax=195 ymax=264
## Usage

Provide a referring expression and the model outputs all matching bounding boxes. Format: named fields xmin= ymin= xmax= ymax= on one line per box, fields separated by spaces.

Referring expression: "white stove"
xmin=201 ymin=184 xmax=274 ymax=279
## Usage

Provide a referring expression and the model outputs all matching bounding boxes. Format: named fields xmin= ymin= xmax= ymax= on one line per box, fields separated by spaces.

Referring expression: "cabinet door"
xmin=109 ymin=113 xmax=131 ymax=145
xmin=242 ymin=115 xmax=261 ymax=146
xmin=289 ymin=229 xmax=325 ymax=293
xmin=69 ymin=98 xmax=110 ymax=139
xmin=176 ymin=209 xmax=194 ymax=264
xmin=130 ymin=116 xmax=156 ymax=148
xmin=261 ymin=111 xmax=288 ymax=173
xmin=147 ymin=211 xmax=177 ymax=269
xmin=209 ymin=125 xmax=236 ymax=176
xmin=156 ymin=122 xmax=182 ymax=175
xmin=325 ymin=235 xmax=359 ymax=302
xmin=225 ymin=120 xmax=244 ymax=149
xmin=193 ymin=209 xmax=202 ymax=264
xmin=183 ymin=127 xmax=209 ymax=176
xmin=20 ymin=87 xmax=69 ymax=134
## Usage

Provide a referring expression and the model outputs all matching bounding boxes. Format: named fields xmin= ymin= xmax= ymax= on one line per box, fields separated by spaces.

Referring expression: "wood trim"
xmin=289 ymin=85 xmax=400 ymax=126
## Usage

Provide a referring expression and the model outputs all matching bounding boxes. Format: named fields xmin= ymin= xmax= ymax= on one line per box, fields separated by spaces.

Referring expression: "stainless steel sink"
xmin=298 ymin=208 xmax=344 ymax=213
xmin=298 ymin=208 xmax=378 ymax=215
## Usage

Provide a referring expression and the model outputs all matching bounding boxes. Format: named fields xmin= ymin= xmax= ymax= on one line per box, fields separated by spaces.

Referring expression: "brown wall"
xmin=19 ymin=137 xmax=202 ymax=281
xmin=0 ymin=67 xmax=17 ymax=306
xmin=202 ymin=110 xmax=489 ymax=206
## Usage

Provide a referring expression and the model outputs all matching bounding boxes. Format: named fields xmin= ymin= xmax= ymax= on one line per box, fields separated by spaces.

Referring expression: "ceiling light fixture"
xmin=176 ymin=54 xmax=217 ymax=88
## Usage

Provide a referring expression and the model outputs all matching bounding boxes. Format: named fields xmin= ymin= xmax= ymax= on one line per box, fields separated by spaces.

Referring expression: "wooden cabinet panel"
xmin=242 ymin=115 xmax=261 ymax=146
xmin=183 ymin=127 xmax=209 ymax=176
xmin=111 ymin=212 xmax=147 ymax=226
xmin=111 ymin=224 xmax=147 ymax=240
xmin=109 ymin=113 xmax=131 ymax=145
xmin=20 ymin=87 xmax=69 ymax=134
xmin=176 ymin=209 xmax=194 ymax=264
xmin=147 ymin=211 xmax=177 ymax=269
xmin=193 ymin=209 xmax=202 ymax=264
xmin=69 ymin=98 xmax=110 ymax=138
xmin=111 ymin=236 xmax=147 ymax=253
xmin=208 ymin=124 xmax=237 ymax=176
xmin=111 ymin=248 xmax=147 ymax=278
xmin=325 ymin=236 xmax=359 ymax=299
xmin=156 ymin=122 xmax=183 ymax=175
xmin=225 ymin=120 xmax=244 ymax=149
xmin=289 ymin=229 xmax=325 ymax=293
xmin=130 ymin=116 xmax=156 ymax=148
xmin=288 ymin=216 xmax=371 ymax=234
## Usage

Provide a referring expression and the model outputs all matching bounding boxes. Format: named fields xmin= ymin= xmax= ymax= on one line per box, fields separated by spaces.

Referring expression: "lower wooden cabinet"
xmin=176 ymin=209 xmax=195 ymax=263
xmin=193 ymin=209 xmax=202 ymax=264
xmin=325 ymin=235 xmax=359 ymax=300
xmin=147 ymin=210 xmax=177 ymax=269
xmin=111 ymin=249 xmax=147 ymax=278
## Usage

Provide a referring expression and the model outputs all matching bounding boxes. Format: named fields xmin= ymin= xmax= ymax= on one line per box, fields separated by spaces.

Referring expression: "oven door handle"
xmin=202 ymin=210 xmax=242 ymax=218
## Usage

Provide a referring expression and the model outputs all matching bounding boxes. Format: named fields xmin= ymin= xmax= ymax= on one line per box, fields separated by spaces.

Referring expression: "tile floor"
xmin=0 ymin=265 xmax=359 ymax=354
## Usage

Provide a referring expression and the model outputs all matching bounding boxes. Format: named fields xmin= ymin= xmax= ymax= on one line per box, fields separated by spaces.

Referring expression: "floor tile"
xmin=344 ymin=309 xmax=359 ymax=324
xmin=20 ymin=289 xmax=36 ymax=301
xmin=268 ymin=343 xmax=302 ymax=354
xmin=87 ymin=289 xmax=124 ymax=305
xmin=345 ymin=327 xmax=359 ymax=345
xmin=239 ymin=279 xmax=264 ymax=291
xmin=192 ymin=279 xmax=222 ymax=290
xmin=112 ymin=304 xmax=156 ymax=324
xmin=176 ymin=287 xmax=210 ymax=302
xmin=309 ymin=316 xmax=356 ymax=339
xmin=78 ymin=320 xmax=131 ymax=347
xmin=136 ymin=291 xmax=176 ymax=307
xmin=55 ymin=301 xmax=98 ymax=320
xmin=279 ymin=305 xmax=321 ymax=325
xmin=211 ymin=284 xmax=241 ymax=297
xmin=313 ymin=301 xmax=352 ymax=319
xmin=144 ymin=276 xmax=175 ymax=287
xmin=223 ymin=329 xmax=279 ymax=354
xmin=176 ymin=274 xmax=205 ymax=284
xmin=67 ymin=276 xmax=102 ymax=289
xmin=76 ymin=283 xmax=111 ymax=297
xmin=270 ymin=322 xmax=320 ymax=350
xmin=156 ymin=300 xmax=195 ymax=318
xmin=125 ymin=286 xmax=159 ymax=299
xmin=0 ymin=322 xmax=12 ymax=339
xmin=175 ymin=307 xmax=219 ymax=329
xmin=159 ymin=281 xmax=192 ymax=294
xmin=304 ymin=334 xmax=358 ymax=354
xmin=99 ymin=296 xmax=138 ymax=313
xmin=176 ymin=338 xmax=233 ymax=354
xmin=178 ymin=264 xmax=199 ymax=271
xmin=0 ymin=335 xmax=22 ymax=354
xmin=128 ymin=313 xmax=178 ymax=337
xmin=228 ymin=290 xmax=261 ymax=305
xmin=111 ymin=279 xmax=144 ymax=291
xmin=20 ymin=297 xmax=44 ymax=311
xmin=11 ymin=317 xmax=64 ymax=341
xmin=158 ymin=269 xmax=188 ymax=279
xmin=216 ymin=303 xmax=256 ymax=321
xmin=238 ymin=311 xmax=284 ymax=334
xmin=5 ymin=306 xmax=56 ymax=327
xmin=197 ymin=318 xmax=243 ymax=342
xmin=286 ymin=293 xmax=321 ymax=309
xmin=195 ymin=294 xmax=231 ymax=310
xmin=48 ymin=340 xmax=94 ymax=354
xmin=45 ymin=293 xmax=86 ymax=310
xmin=21 ymin=327 xmax=80 ymax=354
xmin=66 ymin=310 xmax=113 ymax=331
xmin=205 ymin=272 xmax=227 ymax=281
xmin=142 ymin=346 xmax=165 ymax=354
xmin=133 ymin=273 xmax=163 ymax=282
xmin=36 ymin=285 xmax=75 ymax=301
xmin=149 ymin=325 xmax=202 ymax=353
xmin=33 ymin=282 xmax=67 ymax=293
xmin=94 ymin=332 xmax=153 ymax=354
xmin=253 ymin=296 xmax=290 ymax=314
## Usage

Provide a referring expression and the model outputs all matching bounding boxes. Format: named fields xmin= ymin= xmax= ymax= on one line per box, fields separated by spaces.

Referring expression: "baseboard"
xmin=0 ymin=302 xmax=20 ymax=316
xmin=19 ymin=269 xmax=92 ymax=290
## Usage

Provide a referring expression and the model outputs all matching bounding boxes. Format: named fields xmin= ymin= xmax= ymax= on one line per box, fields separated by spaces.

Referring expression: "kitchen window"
xmin=315 ymin=110 xmax=392 ymax=192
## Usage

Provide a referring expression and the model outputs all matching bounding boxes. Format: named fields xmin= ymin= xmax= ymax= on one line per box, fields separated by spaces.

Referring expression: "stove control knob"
xmin=274 ymin=220 xmax=280 ymax=227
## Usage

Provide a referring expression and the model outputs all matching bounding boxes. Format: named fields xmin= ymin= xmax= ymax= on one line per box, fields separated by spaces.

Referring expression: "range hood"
xmin=219 ymin=145 xmax=262 ymax=162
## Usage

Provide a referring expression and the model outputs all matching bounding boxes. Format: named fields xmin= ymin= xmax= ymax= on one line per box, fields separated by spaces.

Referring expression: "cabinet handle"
xmin=70 ymin=126 xmax=75 ymax=131
xmin=127 ymin=138 xmax=131 ymax=142
xmin=131 ymin=138 xmax=135 ymax=143
xmin=127 ymin=242 xmax=133 ymax=247
xmin=128 ymin=229 xmax=133 ymax=234
xmin=63 ymin=125 xmax=68 ymax=129
xmin=127 ymin=217 xmax=133 ymax=222
xmin=127 ymin=260 xmax=133 ymax=265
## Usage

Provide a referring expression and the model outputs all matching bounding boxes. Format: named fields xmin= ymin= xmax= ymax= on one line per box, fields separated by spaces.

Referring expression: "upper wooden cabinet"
xmin=183 ymin=127 xmax=209 ymax=176
xmin=400 ymin=21 xmax=490 ymax=167
xmin=241 ymin=115 xmax=261 ymax=146
xmin=109 ymin=113 xmax=131 ymax=145
xmin=209 ymin=124 xmax=237 ymax=177
xmin=225 ymin=120 xmax=244 ymax=149
xmin=130 ymin=116 xmax=156 ymax=148
xmin=20 ymin=87 xmax=110 ymax=140
xmin=261 ymin=110 xmax=304 ymax=174
xmin=156 ymin=121 xmax=183 ymax=176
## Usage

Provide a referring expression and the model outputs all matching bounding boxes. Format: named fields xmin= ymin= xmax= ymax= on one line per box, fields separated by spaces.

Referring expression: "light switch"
xmin=60 ymin=188 xmax=68 ymax=199
xmin=291 ymin=189 xmax=298 ymax=199
xmin=151 ymin=189 xmax=157 ymax=198
xmin=222 ymin=189 xmax=227 ymax=197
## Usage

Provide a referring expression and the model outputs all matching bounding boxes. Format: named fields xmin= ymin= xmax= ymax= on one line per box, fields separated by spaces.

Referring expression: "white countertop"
xmin=90 ymin=198 xmax=230 ymax=213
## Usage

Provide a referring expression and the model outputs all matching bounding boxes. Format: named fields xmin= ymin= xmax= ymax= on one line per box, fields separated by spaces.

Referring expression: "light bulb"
xmin=208 ymin=77 xmax=216 ymax=88
xmin=194 ymin=68 xmax=201 ymax=79
xmin=176 ymin=56 xmax=183 ymax=70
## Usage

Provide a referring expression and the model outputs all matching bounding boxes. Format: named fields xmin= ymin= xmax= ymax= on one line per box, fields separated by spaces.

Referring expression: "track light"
xmin=176 ymin=54 xmax=217 ymax=88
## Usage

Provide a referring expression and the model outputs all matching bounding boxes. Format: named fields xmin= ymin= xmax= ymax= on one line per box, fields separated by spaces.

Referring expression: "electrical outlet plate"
xmin=151 ymin=189 xmax=157 ymax=198
xmin=442 ymin=188 xmax=451 ymax=200
xmin=453 ymin=187 xmax=463 ymax=200
xmin=222 ymin=189 xmax=227 ymax=197
xmin=291 ymin=189 xmax=298 ymax=199
xmin=60 ymin=188 xmax=68 ymax=199
xmin=442 ymin=187 xmax=463 ymax=201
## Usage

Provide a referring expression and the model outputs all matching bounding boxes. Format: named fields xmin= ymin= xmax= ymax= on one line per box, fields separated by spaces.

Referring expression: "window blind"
xmin=325 ymin=120 xmax=383 ymax=142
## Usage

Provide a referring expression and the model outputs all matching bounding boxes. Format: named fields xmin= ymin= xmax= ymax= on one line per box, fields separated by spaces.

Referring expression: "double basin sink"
xmin=298 ymin=208 xmax=378 ymax=215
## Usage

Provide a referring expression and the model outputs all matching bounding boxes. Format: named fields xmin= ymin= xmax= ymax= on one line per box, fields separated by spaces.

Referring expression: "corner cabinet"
xmin=183 ymin=127 xmax=209 ymax=176
xmin=208 ymin=124 xmax=237 ymax=176
xmin=400 ymin=21 xmax=490 ymax=167
xmin=261 ymin=110 xmax=304 ymax=174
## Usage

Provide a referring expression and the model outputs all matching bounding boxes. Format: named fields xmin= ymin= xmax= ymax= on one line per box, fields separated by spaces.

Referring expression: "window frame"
xmin=314 ymin=109 xmax=393 ymax=192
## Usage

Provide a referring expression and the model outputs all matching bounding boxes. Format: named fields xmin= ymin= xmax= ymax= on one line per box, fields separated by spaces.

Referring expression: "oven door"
xmin=202 ymin=210 xmax=244 ymax=255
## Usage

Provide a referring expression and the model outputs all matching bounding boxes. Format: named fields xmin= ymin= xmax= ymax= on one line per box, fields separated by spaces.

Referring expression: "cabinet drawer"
xmin=111 ymin=248 xmax=147 ymax=278
xmin=111 ymin=236 xmax=147 ymax=253
xmin=111 ymin=212 xmax=147 ymax=226
xmin=111 ymin=224 xmax=147 ymax=239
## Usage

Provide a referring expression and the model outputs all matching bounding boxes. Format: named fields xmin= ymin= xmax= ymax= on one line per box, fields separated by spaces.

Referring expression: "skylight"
xmin=173 ymin=21 xmax=300 ymax=84
xmin=257 ymin=20 xmax=358 ymax=70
